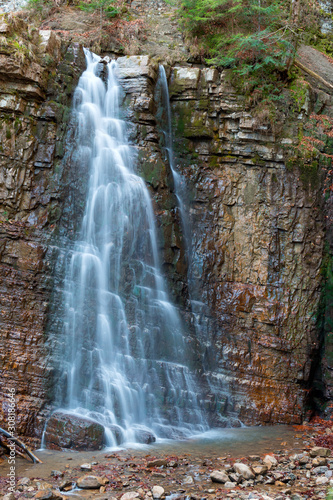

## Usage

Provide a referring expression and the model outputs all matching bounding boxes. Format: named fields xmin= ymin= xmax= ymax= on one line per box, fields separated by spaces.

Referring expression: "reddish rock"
xmin=44 ymin=412 xmax=104 ymax=451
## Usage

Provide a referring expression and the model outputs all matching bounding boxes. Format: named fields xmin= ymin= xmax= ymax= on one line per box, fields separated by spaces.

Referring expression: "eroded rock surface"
xmin=44 ymin=412 xmax=105 ymax=450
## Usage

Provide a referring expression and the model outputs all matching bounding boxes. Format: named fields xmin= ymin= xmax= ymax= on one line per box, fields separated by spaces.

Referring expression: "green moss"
xmin=289 ymin=78 xmax=309 ymax=113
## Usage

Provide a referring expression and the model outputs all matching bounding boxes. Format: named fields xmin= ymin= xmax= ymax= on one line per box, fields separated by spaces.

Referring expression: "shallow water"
xmin=2 ymin=425 xmax=303 ymax=479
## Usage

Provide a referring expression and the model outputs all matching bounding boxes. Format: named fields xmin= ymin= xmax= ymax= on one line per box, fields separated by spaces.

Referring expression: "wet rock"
xmin=310 ymin=446 xmax=331 ymax=457
xmin=59 ymin=480 xmax=75 ymax=491
xmin=152 ymin=486 xmax=164 ymax=499
xmin=210 ymin=470 xmax=229 ymax=483
xmin=147 ymin=459 xmax=168 ymax=467
xmin=44 ymin=412 xmax=104 ymax=450
xmin=76 ymin=475 xmax=104 ymax=489
xmin=183 ymin=475 xmax=194 ymax=484
xmin=233 ymin=463 xmax=255 ymax=479
xmin=133 ymin=427 xmax=156 ymax=444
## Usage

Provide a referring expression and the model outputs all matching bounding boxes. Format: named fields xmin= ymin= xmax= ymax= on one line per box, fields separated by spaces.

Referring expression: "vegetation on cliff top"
xmin=169 ymin=0 xmax=332 ymax=99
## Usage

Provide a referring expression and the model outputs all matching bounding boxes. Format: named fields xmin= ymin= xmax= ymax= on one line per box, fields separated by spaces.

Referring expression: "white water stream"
xmin=53 ymin=50 xmax=208 ymax=446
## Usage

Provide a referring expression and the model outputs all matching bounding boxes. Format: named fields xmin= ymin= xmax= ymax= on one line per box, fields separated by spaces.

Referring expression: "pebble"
xmin=80 ymin=462 xmax=92 ymax=471
xmin=183 ymin=475 xmax=194 ymax=484
xmin=316 ymin=476 xmax=329 ymax=485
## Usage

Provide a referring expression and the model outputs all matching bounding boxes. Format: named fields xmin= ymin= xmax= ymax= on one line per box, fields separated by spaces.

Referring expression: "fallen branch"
xmin=295 ymin=60 xmax=333 ymax=91
xmin=0 ymin=427 xmax=42 ymax=464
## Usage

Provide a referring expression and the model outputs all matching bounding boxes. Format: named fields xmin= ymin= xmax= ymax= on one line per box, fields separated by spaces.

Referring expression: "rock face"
xmin=0 ymin=18 xmax=331 ymax=438
xmin=0 ymin=15 xmax=85 ymax=439
xmin=169 ymin=64 xmax=328 ymax=424
xmin=44 ymin=412 xmax=105 ymax=450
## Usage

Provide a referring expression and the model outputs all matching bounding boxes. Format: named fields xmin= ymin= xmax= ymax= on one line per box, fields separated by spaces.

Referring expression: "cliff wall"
xmin=0 ymin=13 xmax=332 ymax=438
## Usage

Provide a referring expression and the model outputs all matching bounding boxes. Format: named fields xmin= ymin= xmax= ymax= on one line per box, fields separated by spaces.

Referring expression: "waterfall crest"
xmin=53 ymin=50 xmax=208 ymax=446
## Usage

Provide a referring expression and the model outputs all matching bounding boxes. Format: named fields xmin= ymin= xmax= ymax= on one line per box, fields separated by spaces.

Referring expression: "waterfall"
xmin=155 ymin=66 xmax=235 ymax=426
xmin=156 ymin=66 xmax=192 ymax=256
xmin=53 ymin=50 xmax=208 ymax=446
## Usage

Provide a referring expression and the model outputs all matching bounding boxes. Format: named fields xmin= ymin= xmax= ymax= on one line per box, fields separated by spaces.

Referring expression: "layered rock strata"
xmin=0 ymin=15 xmax=85 ymax=438
xmin=168 ymin=65 xmax=328 ymax=424
xmin=0 ymin=19 xmax=330 ymax=437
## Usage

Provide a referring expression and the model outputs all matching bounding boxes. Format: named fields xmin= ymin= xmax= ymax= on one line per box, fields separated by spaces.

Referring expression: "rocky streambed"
xmin=1 ymin=423 xmax=333 ymax=500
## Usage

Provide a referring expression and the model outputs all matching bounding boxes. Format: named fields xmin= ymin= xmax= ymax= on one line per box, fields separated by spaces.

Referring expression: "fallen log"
xmin=295 ymin=60 xmax=333 ymax=91
xmin=0 ymin=427 xmax=42 ymax=463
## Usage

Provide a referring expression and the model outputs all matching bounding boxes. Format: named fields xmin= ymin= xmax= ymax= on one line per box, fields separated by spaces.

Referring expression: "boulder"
xmin=210 ymin=470 xmax=229 ymax=483
xmin=44 ymin=412 xmax=104 ymax=451
xmin=133 ymin=427 xmax=156 ymax=444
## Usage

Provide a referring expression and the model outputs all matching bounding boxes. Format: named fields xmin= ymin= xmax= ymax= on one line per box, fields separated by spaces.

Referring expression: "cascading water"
xmin=155 ymin=67 xmax=235 ymax=426
xmin=156 ymin=66 xmax=192 ymax=255
xmin=53 ymin=50 xmax=208 ymax=446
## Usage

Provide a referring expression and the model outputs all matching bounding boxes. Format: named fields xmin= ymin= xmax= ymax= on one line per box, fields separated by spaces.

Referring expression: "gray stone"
xmin=117 ymin=56 xmax=156 ymax=80
xmin=80 ymin=463 xmax=92 ymax=471
xmin=76 ymin=475 xmax=104 ymax=489
xmin=152 ymin=486 xmax=164 ymax=499
xmin=252 ymin=464 xmax=268 ymax=475
xmin=310 ymin=446 xmax=331 ymax=457
xmin=263 ymin=455 xmax=278 ymax=469
xmin=313 ymin=466 xmax=329 ymax=474
xmin=312 ymin=456 xmax=327 ymax=466
xmin=210 ymin=470 xmax=229 ymax=483
xmin=120 ymin=493 xmax=140 ymax=500
xmin=233 ymin=463 xmax=255 ymax=479
xmin=316 ymin=476 xmax=329 ymax=485
xmin=224 ymin=481 xmax=236 ymax=488
xmin=172 ymin=67 xmax=201 ymax=90
xmin=183 ymin=475 xmax=194 ymax=484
